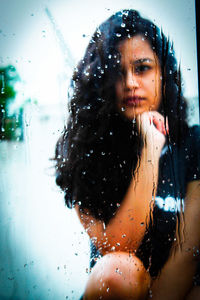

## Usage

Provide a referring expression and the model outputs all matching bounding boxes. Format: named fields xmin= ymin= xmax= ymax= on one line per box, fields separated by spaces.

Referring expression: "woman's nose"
xmin=125 ymin=71 xmax=139 ymax=90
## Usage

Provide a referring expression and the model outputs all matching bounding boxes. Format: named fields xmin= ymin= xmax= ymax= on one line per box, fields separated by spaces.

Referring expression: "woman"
xmin=55 ymin=10 xmax=200 ymax=299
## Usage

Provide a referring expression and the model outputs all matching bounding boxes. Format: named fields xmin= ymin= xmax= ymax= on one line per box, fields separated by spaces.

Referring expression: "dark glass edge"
xmin=195 ymin=0 xmax=200 ymax=121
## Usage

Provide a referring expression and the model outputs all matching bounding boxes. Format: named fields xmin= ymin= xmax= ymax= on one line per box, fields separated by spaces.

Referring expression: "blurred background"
xmin=0 ymin=0 xmax=199 ymax=299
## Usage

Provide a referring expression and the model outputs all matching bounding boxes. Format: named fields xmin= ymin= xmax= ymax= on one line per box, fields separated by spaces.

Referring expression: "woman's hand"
xmin=136 ymin=111 xmax=168 ymax=156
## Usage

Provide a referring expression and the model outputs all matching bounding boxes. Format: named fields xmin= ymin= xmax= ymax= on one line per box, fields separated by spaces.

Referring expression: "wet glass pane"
xmin=0 ymin=0 xmax=199 ymax=299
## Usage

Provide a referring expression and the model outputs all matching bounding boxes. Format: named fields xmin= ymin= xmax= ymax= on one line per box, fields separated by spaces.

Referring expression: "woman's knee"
xmin=84 ymin=251 xmax=150 ymax=300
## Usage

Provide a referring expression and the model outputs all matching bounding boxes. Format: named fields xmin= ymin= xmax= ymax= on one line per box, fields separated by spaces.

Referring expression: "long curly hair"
xmin=55 ymin=9 xmax=188 ymax=224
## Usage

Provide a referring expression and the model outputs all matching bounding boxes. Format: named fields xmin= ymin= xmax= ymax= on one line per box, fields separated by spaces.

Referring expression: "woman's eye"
xmin=135 ymin=65 xmax=151 ymax=73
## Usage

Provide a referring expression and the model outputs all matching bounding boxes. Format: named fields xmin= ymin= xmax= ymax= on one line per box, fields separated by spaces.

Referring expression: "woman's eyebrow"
xmin=134 ymin=58 xmax=154 ymax=64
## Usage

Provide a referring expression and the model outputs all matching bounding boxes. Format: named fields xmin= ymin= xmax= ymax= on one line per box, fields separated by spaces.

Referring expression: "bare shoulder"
xmin=185 ymin=180 xmax=200 ymax=211
xmin=186 ymin=286 xmax=200 ymax=300
xmin=186 ymin=180 xmax=200 ymax=196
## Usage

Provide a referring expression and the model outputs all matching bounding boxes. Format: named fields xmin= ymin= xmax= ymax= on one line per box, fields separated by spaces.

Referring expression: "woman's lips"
xmin=123 ymin=96 xmax=145 ymax=106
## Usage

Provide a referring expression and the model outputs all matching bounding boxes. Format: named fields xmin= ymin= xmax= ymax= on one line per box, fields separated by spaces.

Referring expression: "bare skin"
xmin=116 ymin=35 xmax=162 ymax=119
xmin=84 ymin=252 xmax=150 ymax=300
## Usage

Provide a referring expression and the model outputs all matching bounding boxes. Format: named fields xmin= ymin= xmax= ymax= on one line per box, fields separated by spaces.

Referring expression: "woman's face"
xmin=115 ymin=35 xmax=162 ymax=120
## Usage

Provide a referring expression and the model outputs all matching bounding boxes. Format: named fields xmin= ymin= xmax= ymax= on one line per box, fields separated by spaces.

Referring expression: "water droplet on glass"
xmin=149 ymin=289 xmax=153 ymax=298
xmin=115 ymin=268 xmax=122 ymax=275
xmin=116 ymin=33 xmax=121 ymax=37
xmin=121 ymin=23 xmax=126 ymax=28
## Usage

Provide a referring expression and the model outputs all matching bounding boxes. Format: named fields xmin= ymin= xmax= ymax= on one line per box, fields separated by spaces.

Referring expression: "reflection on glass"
xmin=56 ymin=9 xmax=200 ymax=299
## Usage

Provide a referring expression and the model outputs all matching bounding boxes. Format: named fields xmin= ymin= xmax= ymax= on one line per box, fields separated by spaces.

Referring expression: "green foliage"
xmin=0 ymin=65 xmax=18 ymax=106
xmin=0 ymin=65 xmax=23 ymax=141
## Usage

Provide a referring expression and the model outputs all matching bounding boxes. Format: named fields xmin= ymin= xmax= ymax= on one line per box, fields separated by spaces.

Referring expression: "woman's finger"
xmin=148 ymin=112 xmax=169 ymax=136
xmin=152 ymin=116 xmax=163 ymax=133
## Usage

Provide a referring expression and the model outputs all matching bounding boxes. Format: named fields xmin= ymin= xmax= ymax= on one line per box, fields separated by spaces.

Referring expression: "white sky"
xmin=0 ymin=0 xmax=198 ymax=105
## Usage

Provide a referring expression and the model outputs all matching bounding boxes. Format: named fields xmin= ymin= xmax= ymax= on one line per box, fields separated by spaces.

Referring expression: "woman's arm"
xmin=75 ymin=112 xmax=165 ymax=256
xmin=75 ymin=145 xmax=157 ymax=255
xmin=149 ymin=180 xmax=200 ymax=300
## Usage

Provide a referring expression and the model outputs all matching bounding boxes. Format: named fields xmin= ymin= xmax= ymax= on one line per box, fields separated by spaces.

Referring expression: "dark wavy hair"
xmin=55 ymin=9 xmax=188 ymax=224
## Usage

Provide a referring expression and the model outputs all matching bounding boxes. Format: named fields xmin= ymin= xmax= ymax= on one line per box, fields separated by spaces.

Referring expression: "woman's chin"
xmin=119 ymin=107 xmax=147 ymax=120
